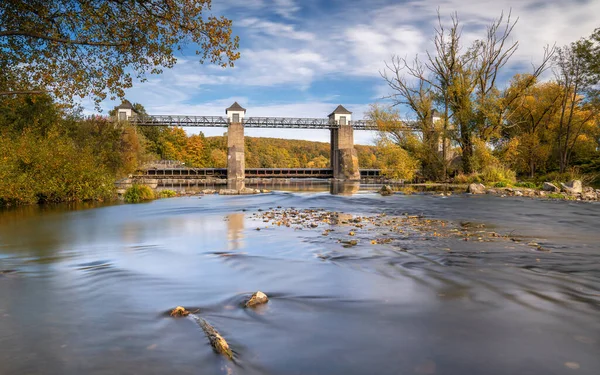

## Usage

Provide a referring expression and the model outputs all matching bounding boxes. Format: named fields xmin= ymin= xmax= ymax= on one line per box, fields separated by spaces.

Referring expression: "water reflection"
xmin=227 ymin=213 xmax=245 ymax=250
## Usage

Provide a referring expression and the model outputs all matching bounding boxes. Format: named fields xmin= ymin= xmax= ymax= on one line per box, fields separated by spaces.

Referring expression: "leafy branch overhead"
xmin=0 ymin=0 xmax=240 ymax=105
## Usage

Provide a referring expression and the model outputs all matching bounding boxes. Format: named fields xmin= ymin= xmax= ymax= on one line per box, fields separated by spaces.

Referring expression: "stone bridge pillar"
xmin=329 ymin=105 xmax=360 ymax=181
xmin=226 ymin=102 xmax=247 ymax=190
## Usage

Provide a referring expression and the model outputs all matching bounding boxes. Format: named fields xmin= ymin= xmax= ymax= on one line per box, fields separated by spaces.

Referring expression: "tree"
xmin=554 ymin=37 xmax=599 ymax=172
xmin=382 ymin=12 xmax=554 ymax=174
xmin=0 ymin=0 xmax=240 ymax=105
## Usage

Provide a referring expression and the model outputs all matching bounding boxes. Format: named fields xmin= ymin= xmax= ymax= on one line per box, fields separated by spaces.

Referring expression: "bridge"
xmin=141 ymin=167 xmax=383 ymax=180
xmin=116 ymin=101 xmax=415 ymax=189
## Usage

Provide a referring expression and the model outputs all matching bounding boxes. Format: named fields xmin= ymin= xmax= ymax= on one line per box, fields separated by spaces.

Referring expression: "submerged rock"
xmin=245 ymin=291 xmax=269 ymax=307
xmin=467 ymin=183 xmax=486 ymax=194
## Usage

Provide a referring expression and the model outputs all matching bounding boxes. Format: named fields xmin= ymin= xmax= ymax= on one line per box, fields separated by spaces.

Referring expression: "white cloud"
xmin=238 ymin=18 xmax=315 ymax=41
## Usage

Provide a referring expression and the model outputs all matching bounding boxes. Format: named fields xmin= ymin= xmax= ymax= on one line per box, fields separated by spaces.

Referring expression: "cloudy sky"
xmin=96 ymin=0 xmax=599 ymax=144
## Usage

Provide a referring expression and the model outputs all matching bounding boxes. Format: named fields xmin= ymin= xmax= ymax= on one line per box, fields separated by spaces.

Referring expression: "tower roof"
xmin=115 ymin=100 xmax=133 ymax=110
xmin=226 ymin=102 xmax=246 ymax=113
xmin=328 ymin=104 xmax=352 ymax=117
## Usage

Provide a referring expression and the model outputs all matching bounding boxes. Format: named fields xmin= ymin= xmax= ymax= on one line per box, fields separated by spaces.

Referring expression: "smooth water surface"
xmin=1 ymin=191 xmax=599 ymax=375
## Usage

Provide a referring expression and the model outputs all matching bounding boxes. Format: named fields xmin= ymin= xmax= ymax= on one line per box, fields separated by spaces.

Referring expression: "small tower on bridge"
xmin=226 ymin=102 xmax=246 ymax=190
xmin=226 ymin=102 xmax=246 ymax=123
xmin=328 ymin=104 xmax=352 ymax=125
xmin=114 ymin=100 xmax=138 ymax=121
xmin=329 ymin=105 xmax=360 ymax=181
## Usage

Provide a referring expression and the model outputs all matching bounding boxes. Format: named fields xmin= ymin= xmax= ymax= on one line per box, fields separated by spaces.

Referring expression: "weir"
xmin=123 ymin=102 xmax=411 ymax=188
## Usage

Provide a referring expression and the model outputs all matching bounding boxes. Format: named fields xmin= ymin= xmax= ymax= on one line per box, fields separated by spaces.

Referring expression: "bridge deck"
xmin=129 ymin=115 xmax=414 ymax=131
xmin=140 ymin=168 xmax=382 ymax=179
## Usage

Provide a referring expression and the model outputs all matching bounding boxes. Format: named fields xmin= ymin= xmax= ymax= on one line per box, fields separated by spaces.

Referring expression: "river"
xmin=1 ymin=187 xmax=599 ymax=375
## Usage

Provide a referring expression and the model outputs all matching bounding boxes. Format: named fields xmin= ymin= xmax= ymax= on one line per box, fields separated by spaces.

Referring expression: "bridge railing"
xmin=128 ymin=114 xmax=391 ymax=130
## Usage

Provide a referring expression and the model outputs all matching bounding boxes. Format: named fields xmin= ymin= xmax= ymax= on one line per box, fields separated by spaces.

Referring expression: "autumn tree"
xmin=554 ymin=34 xmax=599 ymax=172
xmin=382 ymin=12 xmax=554 ymax=174
xmin=0 ymin=0 xmax=240 ymax=105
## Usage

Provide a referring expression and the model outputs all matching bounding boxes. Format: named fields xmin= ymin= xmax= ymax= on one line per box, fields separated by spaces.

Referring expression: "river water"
xmin=1 ymin=188 xmax=599 ymax=375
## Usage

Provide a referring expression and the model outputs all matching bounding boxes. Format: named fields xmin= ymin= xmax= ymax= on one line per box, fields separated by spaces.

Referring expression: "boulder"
xmin=560 ymin=180 xmax=582 ymax=195
xmin=514 ymin=190 xmax=524 ymax=197
xmin=542 ymin=182 xmax=560 ymax=192
xmin=245 ymin=291 xmax=269 ymax=307
xmin=467 ymin=183 xmax=486 ymax=194
xmin=379 ymin=185 xmax=394 ymax=196
xmin=201 ymin=189 xmax=217 ymax=194
xmin=582 ymin=187 xmax=597 ymax=200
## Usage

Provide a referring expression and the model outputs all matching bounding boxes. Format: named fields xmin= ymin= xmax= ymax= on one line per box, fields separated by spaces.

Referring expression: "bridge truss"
xmin=129 ymin=115 xmax=414 ymax=131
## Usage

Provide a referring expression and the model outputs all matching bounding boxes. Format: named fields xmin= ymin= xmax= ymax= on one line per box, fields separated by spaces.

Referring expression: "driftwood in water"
xmin=190 ymin=314 xmax=233 ymax=360
xmin=170 ymin=306 xmax=233 ymax=360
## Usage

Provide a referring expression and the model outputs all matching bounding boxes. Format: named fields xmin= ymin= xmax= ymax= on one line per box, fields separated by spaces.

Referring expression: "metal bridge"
xmin=129 ymin=115 xmax=412 ymax=131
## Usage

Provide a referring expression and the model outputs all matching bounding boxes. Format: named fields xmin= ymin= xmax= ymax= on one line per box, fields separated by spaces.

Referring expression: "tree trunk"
xmin=460 ymin=125 xmax=474 ymax=174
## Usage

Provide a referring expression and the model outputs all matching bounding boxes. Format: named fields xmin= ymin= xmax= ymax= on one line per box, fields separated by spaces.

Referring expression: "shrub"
xmin=514 ymin=181 xmax=537 ymax=189
xmin=494 ymin=181 xmax=508 ymax=188
xmin=158 ymin=189 xmax=177 ymax=198
xmin=124 ymin=184 xmax=155 ymax=203
xmin=546 ymin=193 xmax=565 ymax=199
xmin=481 ymin=165 xmax=516 ymax=185
xmin=454 ymin=173 xmax=482 ymax=184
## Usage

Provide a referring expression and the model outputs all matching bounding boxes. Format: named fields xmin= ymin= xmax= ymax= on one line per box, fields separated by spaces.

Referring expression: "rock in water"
xmin=245 ymin=291 xmax=269 ymax=307
xmin=379 ymin=185 xmax=394 ymax=196
xmin=467 ymin=183 xmax=486 ymax=194
xmin=560 ymin=180 xmax=582 ymax=195
xmin=542 ymin=182 xmax=560 ymax=192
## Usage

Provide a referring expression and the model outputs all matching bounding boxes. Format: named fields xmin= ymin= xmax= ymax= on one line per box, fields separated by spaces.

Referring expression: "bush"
xmin=481 ymin=165 xmax=516 ymax=185
xmin=514 ymin=181 xmax=537 ymax=189
xmin=124 ymin=184 xmax=155 ymax=203
xmin=158 ymin=189 xmax=177 ymax=198
xmin=454 ymin=172 xmax=482 ymax=184
xmin=494 ymin=181 xmax=508 ymax=188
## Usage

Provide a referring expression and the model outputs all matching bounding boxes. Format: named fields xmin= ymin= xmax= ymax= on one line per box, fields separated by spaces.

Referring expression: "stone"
xmin=542 ymin=182 xmax=560 ymax=192
xmin=560 ymin=180 xmax=582 ymax=195
xmin=218 ymin=189 xmax=239 ymax=195
xmin=379 ymin=185 xmax=394 ymax=196
xmin=514 ymin=190 xmax=524 ymax=197
xmin=239 ymin=188 xmax=260 ymax=195
xmin=245 ymin=291 xmax=269 ymax=307
xmin=582 ymin=187 xmax=597 ymax=200
xmin=201 ymin=189 xmax=217 ymax=194
xmin=260 ymin=189 xmax=271 ymax=193
xmin=467 ymin=183 xmax=486 ymax=194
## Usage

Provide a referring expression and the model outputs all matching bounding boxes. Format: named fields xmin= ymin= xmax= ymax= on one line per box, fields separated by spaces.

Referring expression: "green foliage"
xmin=124 ymin=184 xmax=155 ymax=203
xmin=375 ymin=140 xmax=420 ymax=181
xmin=0 ymin=95 xmax=149 ymax=206
xmin=481 ymin=165 xmax=516 ymax=185
xmin=158 ymin=189 xmax=177 ymax=198
xmin=494 ymin=181 xmax=508 ymax=188
xmin=546 ymin=193 xmax=567 ymax=200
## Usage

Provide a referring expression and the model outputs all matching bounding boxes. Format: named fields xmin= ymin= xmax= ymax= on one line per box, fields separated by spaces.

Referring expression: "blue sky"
xmin=93 ymin=0 xmax=600 ymax=144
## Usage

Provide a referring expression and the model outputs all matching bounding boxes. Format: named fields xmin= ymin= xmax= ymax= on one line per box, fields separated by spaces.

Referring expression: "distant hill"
xmin=201 ymin=136 xmax=379 ymax=169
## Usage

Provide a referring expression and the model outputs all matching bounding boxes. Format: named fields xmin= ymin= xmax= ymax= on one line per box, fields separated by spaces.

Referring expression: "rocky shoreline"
xmin=465 ymin=180 xmax=600 ymax=201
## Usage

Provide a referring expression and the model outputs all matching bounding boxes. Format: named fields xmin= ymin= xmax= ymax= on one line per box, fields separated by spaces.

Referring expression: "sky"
xmin=93 ymin=0 xmax=599 ymax=145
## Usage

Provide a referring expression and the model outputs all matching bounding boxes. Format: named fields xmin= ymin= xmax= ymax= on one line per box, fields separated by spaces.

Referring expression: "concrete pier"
xmin=329 ymin=106 xmax=360 ymax=181
xmin=227 ymin=122 xmax=245 ymax=190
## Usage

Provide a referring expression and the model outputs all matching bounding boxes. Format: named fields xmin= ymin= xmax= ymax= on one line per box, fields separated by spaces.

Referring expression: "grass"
xmin=158 ymin=189 xmax=177 ymax=198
